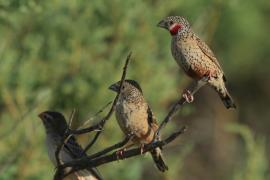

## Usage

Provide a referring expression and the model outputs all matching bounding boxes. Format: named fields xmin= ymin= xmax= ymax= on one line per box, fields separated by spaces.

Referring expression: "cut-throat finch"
xmin=157 ymin=16 xmax=236 ymax=109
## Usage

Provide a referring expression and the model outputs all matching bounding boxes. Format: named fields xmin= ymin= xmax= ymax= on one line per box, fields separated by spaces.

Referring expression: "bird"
xmin=39 ymin=111 xmax=101 ymax=180
xmin=157 ymin=16 xmax=236 ymax=109
xmin=109 ymin=80 xmax=168 ymax=172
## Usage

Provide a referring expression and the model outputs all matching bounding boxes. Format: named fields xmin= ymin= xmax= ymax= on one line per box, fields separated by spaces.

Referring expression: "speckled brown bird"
xmin=157 ymin=16 xmax=236 ymax=109
xmin=109 ymin=80 xmax=168 ymax=172
xmin=39 ymin=111 xmax=101 ymax=180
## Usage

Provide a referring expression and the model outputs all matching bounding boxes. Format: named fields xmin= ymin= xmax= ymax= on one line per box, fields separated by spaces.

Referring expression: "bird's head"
xmin=109 ymin=79 xmax=143 ymax=100
xmin=38 ymin=111 xmax=67 ymax=136
xmin=157 ymin=16 xmax=190 ymax=36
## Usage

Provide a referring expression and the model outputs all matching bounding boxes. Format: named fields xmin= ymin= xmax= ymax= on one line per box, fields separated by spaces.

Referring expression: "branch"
xmin=59 ymin=126 xmax=187 ymax=174
xmin=61 ymin=136 xmax=133 ymax=178
xmin=80 ymin=101 xmax=112 ymax=129
xmin=87 ymin=136 xmax=131 ymax=160
xmin=82 ymin=52 xmax=132 ymax=153
xmin=69 ymin=52 xmax=132 ymax=137
xmin=156 ymin=78 xmax=207 ymax=137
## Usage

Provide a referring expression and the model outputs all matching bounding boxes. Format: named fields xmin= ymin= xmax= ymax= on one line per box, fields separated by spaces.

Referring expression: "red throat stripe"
xmin=169 ymin=23 xmax=182 ymax=35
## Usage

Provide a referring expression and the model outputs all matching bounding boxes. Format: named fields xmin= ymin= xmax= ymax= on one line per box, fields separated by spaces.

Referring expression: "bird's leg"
xmin=182 ymin=89 xmax=194 ymax=103
xmin=140 ymin=144 xmax=145 ymax=154
xmin=192 ymin=77 xmax=208 ymax=93
xmin=182 ymin=75 xmax=209 ymax=103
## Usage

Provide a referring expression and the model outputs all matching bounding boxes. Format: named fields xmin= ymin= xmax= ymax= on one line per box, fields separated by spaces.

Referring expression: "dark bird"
xmin=39 ymin=111 xmax=101 ymax=180
xmin=109 ymin=80 xmax=168 ymax=172
xmin=157 ymin=16 xmax=236 ymax=108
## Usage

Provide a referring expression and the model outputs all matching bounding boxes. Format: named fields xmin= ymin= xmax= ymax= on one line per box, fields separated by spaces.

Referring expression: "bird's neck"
xmin=174 ymin=28 xmax=192 ymax=40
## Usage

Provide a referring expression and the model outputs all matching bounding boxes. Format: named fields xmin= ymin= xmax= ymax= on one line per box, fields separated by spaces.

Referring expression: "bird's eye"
xmin=122 ymin=86 xmax=125 ymax=89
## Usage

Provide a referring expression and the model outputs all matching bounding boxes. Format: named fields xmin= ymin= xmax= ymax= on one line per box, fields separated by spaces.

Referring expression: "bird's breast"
xmin=171 ymin=37 xmax=190 ymax=72
xmin=45 ymin=134 xmax=59 ymax=165
xmin=172 ymin=37 xmax=212 ymax=79
xmin=115 ymin=101 xmax=137 ymax=129
xmin=45 ymin=133 xmax=73 ymax=166
xmin=115 ymin=100 xmax=149 ymax=139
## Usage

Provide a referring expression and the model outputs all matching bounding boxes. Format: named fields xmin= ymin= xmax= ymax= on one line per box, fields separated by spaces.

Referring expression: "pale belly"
xmin=45 ymin=135 xmax=97 ymax=180
xmin=46 ymin=134 xmax=72 ymax=166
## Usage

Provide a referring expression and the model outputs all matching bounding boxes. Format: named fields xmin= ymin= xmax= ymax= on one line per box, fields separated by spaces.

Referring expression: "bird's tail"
xmin=218 ymin=87 xmax=236 ymax=109
xmin=151 ymin=147 xmax=168 ymax=172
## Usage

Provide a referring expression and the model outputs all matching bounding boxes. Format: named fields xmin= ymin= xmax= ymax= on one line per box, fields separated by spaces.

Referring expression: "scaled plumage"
xmin=157 ymin=16 xmax=236 ymax=108
xmin=109 ymin=80 xmax=168 ymax=172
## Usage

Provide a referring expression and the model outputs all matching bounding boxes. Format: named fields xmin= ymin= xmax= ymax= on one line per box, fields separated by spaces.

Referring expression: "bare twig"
xmin=80 ymin=101 xmax=112 ymax=129
xmin=92 ymin=101 xmax=113 ymax=117
xmin=59 ymin=126 xmax=187 ymax=176
xmin=61 ymin=136 xmax=133 ymax=179
xmin=88 ymin=136 xmax=132 ymax=160
xmin=69 ymin=52 xmax=132 ymax=137
xmin=156 ymin=79 xmax=207 ymax=137
xmin=81 ymin=52 xmax=132 ymax=153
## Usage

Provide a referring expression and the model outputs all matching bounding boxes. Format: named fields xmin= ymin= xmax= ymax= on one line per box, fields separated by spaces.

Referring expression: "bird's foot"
xmin=182 ymin=89 xmax=194 ymax=103
xmin=116 ymin=148 xmax=126 ymax=160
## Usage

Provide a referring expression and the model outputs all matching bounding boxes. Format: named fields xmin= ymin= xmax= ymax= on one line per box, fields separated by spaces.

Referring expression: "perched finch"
xmin=157 ymin=16 xmax=236 ymax=109
xmin=109 ymin=80 xmax=168 ymax=172
xmin=39 ymin=111 xmax=101 ymax=180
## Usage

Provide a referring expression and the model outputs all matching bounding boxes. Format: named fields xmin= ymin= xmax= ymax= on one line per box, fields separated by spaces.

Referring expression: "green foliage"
xmin=227 ymin=123 xmax=269 ymax=180
xmin=0 ymin=0 xmax=269 ymax=179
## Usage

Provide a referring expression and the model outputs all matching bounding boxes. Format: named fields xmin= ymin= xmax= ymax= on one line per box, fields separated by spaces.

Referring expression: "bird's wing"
xmin=147 ymin=105 xmax=159 ymax=130
xmin=196 ymin=36 xmax=227 ymax=81
xmin=64 ymin=136 xmax=102 ymax=180
xmin=195 ymin=36 xmax=223 ymax=72
xmin=64 ymin=136 xmax=85 ymax=158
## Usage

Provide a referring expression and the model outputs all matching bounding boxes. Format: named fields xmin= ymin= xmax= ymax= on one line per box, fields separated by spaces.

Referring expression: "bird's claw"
xmin=116 ymin=148 xmax=126 ymax=160
xmin=182 ymin=89 xmax=194 ymax=103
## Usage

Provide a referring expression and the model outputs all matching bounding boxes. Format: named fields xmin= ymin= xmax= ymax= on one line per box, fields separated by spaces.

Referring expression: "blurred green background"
xmin=0 ymin=0 xmax=270 ymax=179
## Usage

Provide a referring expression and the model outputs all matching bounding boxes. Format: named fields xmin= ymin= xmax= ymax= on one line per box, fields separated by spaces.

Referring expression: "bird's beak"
xmin=108 ymin=83 xmax=119 ymax=92
xmin=38 ymin=112 xmax=45 ymax=121
xmin=157 ymin=20 xmax=167 ymax=29
xmin=38 ymin=111 xmax=50 ymax=121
